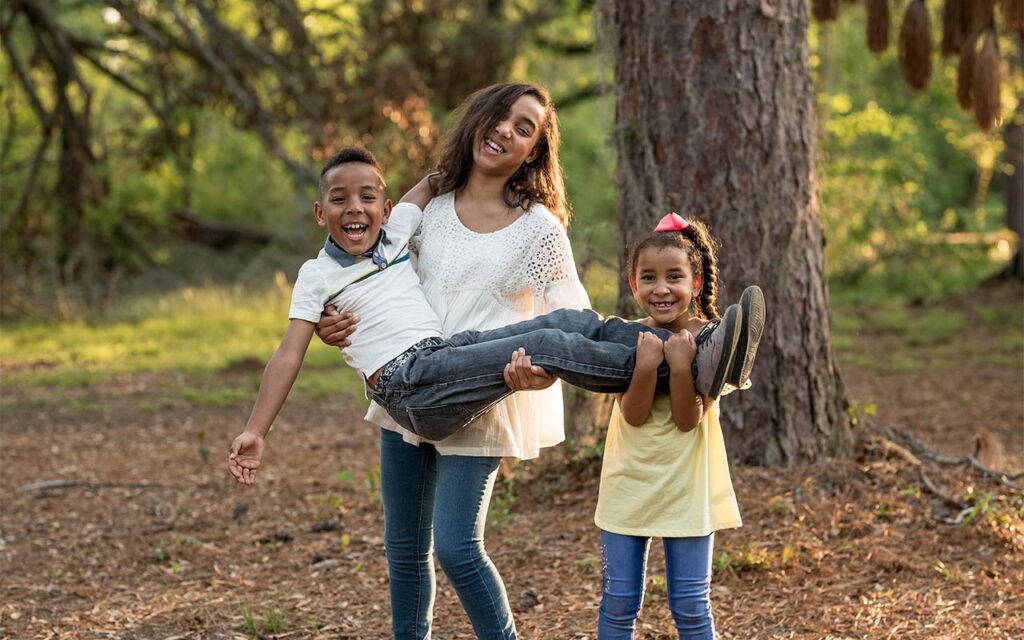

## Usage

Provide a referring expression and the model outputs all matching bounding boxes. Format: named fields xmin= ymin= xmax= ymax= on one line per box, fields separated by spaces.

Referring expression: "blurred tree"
xmin=0 ymin=0 xmax=584 ymax=312
xmin=605 ymin=0 xmax=853 ymax=466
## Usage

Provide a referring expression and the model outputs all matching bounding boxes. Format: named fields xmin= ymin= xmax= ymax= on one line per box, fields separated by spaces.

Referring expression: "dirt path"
xmin=1 ymin=288 xmax=1021 ymax=639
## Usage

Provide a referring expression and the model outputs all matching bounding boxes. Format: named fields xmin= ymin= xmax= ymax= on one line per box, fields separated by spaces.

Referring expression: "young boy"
xmin=228 ymin=148 xmax=758 ymax=485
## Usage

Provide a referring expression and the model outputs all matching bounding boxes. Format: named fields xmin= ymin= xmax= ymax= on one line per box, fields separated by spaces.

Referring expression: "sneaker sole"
xmin=707 ymin=305 xmax=742 ymax=398
xmin=729 ymin=286 xmax=765 ymax=386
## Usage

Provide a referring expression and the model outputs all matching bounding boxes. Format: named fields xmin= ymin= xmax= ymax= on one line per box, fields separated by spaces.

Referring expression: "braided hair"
xmin=626 ymin=217 xmax=722 ymax=320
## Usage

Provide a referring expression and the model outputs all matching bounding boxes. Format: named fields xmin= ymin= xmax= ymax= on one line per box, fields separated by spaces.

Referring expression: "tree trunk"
xmin=997 ymin=39 xmax=1024 ymax=280
xmin=1001 ymin=103 xmax=1024 ymax=280
xmin=607 ymin=0 xmax=852 ymax=465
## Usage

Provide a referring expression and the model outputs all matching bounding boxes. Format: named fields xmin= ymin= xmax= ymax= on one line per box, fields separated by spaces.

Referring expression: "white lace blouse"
xmin=364 ymin=190 xmax=591 ymax=459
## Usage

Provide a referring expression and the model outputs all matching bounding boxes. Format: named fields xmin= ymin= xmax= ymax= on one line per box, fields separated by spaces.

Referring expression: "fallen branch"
xmin=22 ymin=479 xmax=171 ymax=492
xmin=918 ymin=469 xmax=964 ymax=509
xmin=878 ymin=424 xmax=1023 ymax=490
xmin=864 ymin=434 xmax=921 ymax=467
xmin=170 ymin=207 xmax=273 ymax=250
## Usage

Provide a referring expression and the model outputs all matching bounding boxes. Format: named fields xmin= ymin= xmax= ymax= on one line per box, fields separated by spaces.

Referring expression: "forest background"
xmin=1 ymin=1 xmax=1022 ymax=638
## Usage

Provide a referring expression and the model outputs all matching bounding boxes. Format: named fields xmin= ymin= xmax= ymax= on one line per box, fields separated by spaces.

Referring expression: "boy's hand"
xmin=315 ymin=306 xmax=358 ymax=349
xmin=228 ymin=432 xmax=265 ymax=486
xmin=635 ymin=332 xmax=665 ymax=371
xmin=664 ymin=330 xmax=697 ymax=371
xmin=504 ymin=348 xmax=556 ymax=391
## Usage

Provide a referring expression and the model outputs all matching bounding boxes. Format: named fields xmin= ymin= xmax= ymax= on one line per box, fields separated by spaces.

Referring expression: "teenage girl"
xmin=594 ymin=213 xmax=760 ymax=640
xmin=315 ymin=83 xmax=589 ymax=640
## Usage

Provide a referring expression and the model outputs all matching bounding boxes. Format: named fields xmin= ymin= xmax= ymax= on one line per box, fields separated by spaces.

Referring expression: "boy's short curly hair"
xmin=319 ymin=147 xmax=384 ymax=199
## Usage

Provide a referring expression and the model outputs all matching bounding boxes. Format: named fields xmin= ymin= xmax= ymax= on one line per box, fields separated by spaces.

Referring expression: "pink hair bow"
xmin=655 ymin=212 xmax=689 ymax=232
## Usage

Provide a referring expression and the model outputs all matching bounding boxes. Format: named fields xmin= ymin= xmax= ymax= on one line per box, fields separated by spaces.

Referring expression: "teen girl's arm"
xmin=228 ymin=319 xmax=315 ymax=486
xmin=618 ymin=332 xmax=665 ymax=426
xmin=663 ymin=331 xmax=708 ymax=432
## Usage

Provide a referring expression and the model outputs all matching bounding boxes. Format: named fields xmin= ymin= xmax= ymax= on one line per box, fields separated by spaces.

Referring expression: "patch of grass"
xmin=1 ymin=282 xmax=291 ymax=386
xmin=713 ymin=548 xmax=772 ymax=575
xmin=70 ymin=399 xmax=106 ymax=413
xmin=574 ymin=555 xmax=599 ymax=573
xmin=933 ymin=558 xmax=968 ymax=583
xmin=4 ymin=369 xmax=115 ymax=389
xmin=830 ymin=311 xmax=866 ymax=335
xmin=768 ymin=495 xmax=797 ymax=516
xmin=904 ymin=309 xmax=965 ymax=346
xmin=978 ymin=304 xmax=1024 ymax=328
xmin=841 ymin=350 xmax=921 ymax=374
xmin=291 ymin=362 xmax=365 ymax=399
xmin=179 ymin=536 xmax=201 ymax=548
xmin=873 ymin=304 xmax=909 ymax=333
xmin=181 ymin=386 xmax=251 ymax=406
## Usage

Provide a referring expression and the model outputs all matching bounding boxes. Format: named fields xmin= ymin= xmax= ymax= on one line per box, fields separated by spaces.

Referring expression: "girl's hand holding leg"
xmin=635 ymin=332 xmax=665 ymax=371
xmin=664 ymin=330 xmax=697 ymax=372
xmin=228 ymin=432 xmax=265 ymax=486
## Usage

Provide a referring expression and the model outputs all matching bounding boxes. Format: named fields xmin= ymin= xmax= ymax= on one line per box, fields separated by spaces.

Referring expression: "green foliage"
xmin=811 ymin=7 xmax=1012 ymax=300
xmin=191 ymin=118 xmax=299 ymax=231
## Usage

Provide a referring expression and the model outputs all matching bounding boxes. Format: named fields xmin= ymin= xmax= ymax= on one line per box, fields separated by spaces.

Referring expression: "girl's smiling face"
xmin=472 ymin=94 xmax=545 ymax=177
xmin=629 ymin=245 xmax=702 ymax=331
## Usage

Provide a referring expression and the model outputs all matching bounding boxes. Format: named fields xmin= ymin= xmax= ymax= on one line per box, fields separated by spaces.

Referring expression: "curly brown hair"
xmin=626 ymin=217 xmax=722 ymax=320
xmin=432 ymin=83 xmax=569 ymax=227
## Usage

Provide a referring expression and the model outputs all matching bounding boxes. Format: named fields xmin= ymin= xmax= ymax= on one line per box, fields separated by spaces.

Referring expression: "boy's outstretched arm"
xmin=399 ymin=173 xmax=437 ymax=210
xmin=228 ymin=319 xmax=315 ymax=486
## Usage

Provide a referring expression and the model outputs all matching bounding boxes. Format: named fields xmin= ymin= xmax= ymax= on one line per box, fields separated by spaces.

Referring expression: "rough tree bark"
xmin=607 ymin=0 xmax=853 ymax=465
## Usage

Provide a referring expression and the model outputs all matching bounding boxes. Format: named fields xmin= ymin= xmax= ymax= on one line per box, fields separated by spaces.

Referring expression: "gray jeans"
xmin=372 ymin=309 xmax=675 ymax=441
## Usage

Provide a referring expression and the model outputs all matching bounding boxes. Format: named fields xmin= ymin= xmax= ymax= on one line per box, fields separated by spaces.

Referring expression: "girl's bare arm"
xmin=619 ymin=332 xmax=664 ymax=426
xmin=664 ymin=331 xmax=707 ymax=431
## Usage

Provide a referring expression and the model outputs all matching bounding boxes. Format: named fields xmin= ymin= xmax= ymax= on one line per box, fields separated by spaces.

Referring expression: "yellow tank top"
xmin=594 ymin=396 xmax=742 ymax=538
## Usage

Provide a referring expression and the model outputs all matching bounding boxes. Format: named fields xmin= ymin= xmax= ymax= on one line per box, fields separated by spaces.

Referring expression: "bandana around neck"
xmin=323 ymin=229 xmax=390 ymax=269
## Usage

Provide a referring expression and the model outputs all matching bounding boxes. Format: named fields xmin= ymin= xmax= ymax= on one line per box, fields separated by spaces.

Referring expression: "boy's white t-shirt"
xmin=288 ymin=202 xmax=443 ymax=380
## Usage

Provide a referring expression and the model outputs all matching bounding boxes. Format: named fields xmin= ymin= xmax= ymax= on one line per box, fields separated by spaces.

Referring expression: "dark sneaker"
xmin=729 ymin=286 xmax=765 ymax=387
xmin=694 ymin=304 xmax=741 ymax=399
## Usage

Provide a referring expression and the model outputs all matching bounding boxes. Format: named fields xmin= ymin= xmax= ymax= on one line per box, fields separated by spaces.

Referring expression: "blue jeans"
xmin=380 ymin=428 xmax=516 ymax=640
xmin=599 ymin=531 xmax=715 ymax=640
xmin=374 ymin=309 xmax=673 ymax=440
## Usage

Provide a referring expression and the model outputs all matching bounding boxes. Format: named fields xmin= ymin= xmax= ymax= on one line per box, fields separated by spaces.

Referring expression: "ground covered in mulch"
xmin=2 ymin=284 xmax=1022 ymax=639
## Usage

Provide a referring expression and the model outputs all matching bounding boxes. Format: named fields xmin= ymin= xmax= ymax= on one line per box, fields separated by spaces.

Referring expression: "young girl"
xmin=315 ymin=83 xmax=589 ymax=640
xmin=594 ymin=213 xmax=759 ymax=640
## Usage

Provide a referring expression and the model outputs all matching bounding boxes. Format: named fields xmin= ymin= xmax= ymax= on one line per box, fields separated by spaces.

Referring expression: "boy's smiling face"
xmin=315 ymin=162 xmax=392 ymax=256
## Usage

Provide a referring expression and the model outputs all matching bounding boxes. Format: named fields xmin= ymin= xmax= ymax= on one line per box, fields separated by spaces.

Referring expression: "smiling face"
xmin=472 ymin=94 xmax=546 ymax=178
xmin=629 ymin=245 xmax=702 ymax=331
xmin=315 ymin=162 xmax=392 ymax=255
